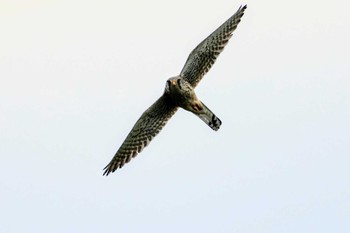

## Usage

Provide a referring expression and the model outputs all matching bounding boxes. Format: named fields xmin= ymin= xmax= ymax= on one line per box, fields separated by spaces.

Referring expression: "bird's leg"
xmin=191 ymin=101 xmax=204 ymax=113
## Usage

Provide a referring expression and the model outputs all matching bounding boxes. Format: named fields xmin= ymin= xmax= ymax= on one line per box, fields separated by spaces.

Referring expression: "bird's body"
xmin=165 ymin=77 xmax=200 ymax=113
xmin=165 ymin=76 xmax=222 ymax=131
xmin=103 ymin=5 xmax=247 ymax=175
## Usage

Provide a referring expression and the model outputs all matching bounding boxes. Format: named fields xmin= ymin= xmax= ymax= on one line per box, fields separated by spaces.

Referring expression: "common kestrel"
xmin=103 ymin=5 xmax=247 ymax=175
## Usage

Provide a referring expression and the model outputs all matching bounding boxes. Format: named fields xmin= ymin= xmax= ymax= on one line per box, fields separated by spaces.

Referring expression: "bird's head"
xmin=164 ymin=76 xmax=183 ymax=94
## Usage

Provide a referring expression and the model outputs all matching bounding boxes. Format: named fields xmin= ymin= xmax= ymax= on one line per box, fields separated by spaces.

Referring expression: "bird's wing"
xmin=103 ymin=95 xmax=178 ymax=175
xmin=180 ymin=5 xmax=247 ymax=88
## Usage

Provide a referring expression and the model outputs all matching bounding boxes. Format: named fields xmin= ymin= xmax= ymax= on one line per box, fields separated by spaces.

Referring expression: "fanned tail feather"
xmin=195 ymin=102 xmax=222 ymax=131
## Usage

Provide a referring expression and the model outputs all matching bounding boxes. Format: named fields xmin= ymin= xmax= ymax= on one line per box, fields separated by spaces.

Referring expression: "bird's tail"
xmin=195 ymin=102 xmax=222 ymax=131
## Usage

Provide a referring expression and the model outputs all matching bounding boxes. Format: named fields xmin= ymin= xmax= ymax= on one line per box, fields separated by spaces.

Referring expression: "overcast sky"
xmin=1 ymin=0 xmax=349 ymax=232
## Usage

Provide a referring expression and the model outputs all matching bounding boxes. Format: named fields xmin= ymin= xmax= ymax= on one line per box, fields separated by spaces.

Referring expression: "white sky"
xmin=1 ymin=0 xmax=349 ymax=232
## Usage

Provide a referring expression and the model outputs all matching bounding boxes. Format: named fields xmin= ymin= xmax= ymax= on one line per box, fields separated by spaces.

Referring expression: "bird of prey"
xmin=103 ymin=5 xmax=247 ymax=175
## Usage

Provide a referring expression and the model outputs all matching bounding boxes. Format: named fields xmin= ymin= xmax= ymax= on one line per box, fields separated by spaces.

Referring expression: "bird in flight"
xmin=103 ymin=5 xmax=247 ymax=175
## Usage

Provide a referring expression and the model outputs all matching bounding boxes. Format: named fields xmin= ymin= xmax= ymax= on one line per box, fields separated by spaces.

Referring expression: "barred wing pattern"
xmin=103 ymin=95 xmax=178 ymax=176
xmin=180 ymin=5 xmax=247 ymax=88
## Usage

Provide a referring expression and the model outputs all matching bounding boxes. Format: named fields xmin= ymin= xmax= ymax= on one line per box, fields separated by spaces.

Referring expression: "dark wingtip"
xmin=238 ymin=4 xmax=247 ymax=14
xmin=103 ymin=168 xmax=110 ymax=176
xmin=102 ymin=163 xmax=113 ymax=176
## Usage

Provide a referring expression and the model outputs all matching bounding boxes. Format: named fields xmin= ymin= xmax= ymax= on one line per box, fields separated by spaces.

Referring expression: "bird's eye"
xmin=177 ymin=79 xmax=182 ymax=89
xmin=165 ymin=80 xmax=171 ymax=93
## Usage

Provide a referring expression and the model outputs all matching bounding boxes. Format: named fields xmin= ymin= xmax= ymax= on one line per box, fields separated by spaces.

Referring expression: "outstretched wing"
xmin=103 ymin=95 xmax=178 ymax=176
xmin=180 ymin=5 xmax=247 ymax=88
